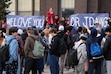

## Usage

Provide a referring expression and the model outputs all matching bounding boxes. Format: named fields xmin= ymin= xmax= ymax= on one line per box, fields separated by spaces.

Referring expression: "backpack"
xmin=30 ymin=37 xmax=44 ymax=59
xmin=68 ymin=43 xmax=83 ymax=66
xmin=70 ymin=33 xmax=79 ymax=48
xmin=57 ymin=35 xmax=67 ymax=56
xmin=0 ymin=39 xmax=14 ymax=62
xmin=89 ymin=39 xmax=104 ymax=59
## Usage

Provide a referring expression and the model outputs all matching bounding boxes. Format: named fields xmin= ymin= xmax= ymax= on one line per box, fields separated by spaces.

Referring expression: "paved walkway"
xmin=42 ymin=66 xmax=74 ymax=74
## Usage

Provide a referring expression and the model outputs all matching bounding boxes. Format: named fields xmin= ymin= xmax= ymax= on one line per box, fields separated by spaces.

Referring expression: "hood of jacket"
xmin=6 ymin=35 xmax=16 ymax=43
xmin=90 ymin=28 xmax=97 ymax=37
xmin=56 ymin=31 xmax=65 ymax=38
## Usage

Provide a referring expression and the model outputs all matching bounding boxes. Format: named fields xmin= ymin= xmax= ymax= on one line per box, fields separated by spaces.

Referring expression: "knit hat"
xmin=58 ymin=25 xmax=64 ymax=31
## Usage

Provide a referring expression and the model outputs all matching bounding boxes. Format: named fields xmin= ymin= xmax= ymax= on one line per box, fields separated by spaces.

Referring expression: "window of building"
xmin=61 ymin=0 xmax=75 ymax=18
xmin=34 ymin=0 xmax=40 ymax=15
xmin=18 ymin=0 xmax=32 ymax=15
xmin=7 ymin=0 xmax=16 ymax=15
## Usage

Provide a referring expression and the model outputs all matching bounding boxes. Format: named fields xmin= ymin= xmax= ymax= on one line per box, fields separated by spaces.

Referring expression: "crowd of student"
xmin=0 ymin=7 xmax=111 ymax=74
xmin=0 ymin=19 xmax=110 ymax=74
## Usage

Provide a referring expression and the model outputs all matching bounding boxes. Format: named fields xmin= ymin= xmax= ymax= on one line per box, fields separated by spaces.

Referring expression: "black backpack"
xmin=68 ymin=43 xmax=83 ymax=66
xmin=57 ymin=36 xmax=67 ymax=56
xmin=0 ymin=39 xmax=14 ymax=62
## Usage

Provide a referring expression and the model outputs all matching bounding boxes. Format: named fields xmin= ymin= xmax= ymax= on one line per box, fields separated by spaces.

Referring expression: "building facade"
xmin=8 ymin=0 xmax=111 ymax=17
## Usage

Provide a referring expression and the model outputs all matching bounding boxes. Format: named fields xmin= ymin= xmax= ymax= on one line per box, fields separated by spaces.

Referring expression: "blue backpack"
xmin=89 ymin=38 xmax=104 ymax=60
xmin=90 ymin=42 xmax=102 ymax=56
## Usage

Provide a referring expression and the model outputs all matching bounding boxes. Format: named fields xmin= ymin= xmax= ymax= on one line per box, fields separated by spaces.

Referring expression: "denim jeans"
xmin=17 ymin=54 xmax=22 ymax=74
xmin=46 ymin=52 xmax=50 ymax=65
xmin=37 ymin=58 xmax=44 ymax=74
xmin=50 ymin=54 xmax=59 ymax=74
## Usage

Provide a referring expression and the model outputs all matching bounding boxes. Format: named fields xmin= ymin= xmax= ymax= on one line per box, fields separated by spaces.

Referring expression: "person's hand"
xmin=89 ymin=59 xmax=93 ymax=62
xmin=84 ymin=25 xmax=89 ymax=29
xmin=84 ymin=25 xmax=91 ymax=34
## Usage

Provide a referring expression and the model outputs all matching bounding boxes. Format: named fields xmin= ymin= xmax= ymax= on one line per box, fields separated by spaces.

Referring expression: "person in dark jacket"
xmin=86 ymin=27 xmax=104 ymax=74
xmin=49 ymin=25 xmax=65 ymax=74
xmin=103 ymin=26 xmax=111 ymax=74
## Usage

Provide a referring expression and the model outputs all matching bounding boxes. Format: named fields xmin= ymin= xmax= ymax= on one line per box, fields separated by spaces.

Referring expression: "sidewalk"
xmin=42 ymin=65 xmax=74 ymax=74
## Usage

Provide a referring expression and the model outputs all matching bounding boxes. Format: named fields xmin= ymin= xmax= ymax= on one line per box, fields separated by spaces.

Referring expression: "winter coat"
xmin=50 ymin=31 xmax=65 ymax=57
xmin=86 ymin=28 xmax=104 ymax=60
xmin=74 ymin=40 xmax=87 ymax=64
xmin=103 ymin=35 xmax=111 ymax=60
xmin=5 ymin=35 xmax=18 ymax=64
xmin=24 ymin=35 xmax=45 ymax=59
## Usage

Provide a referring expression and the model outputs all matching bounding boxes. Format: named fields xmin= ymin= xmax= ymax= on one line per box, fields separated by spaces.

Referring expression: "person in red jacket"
xmin=46 ymin=8 xmax=55 ymax=27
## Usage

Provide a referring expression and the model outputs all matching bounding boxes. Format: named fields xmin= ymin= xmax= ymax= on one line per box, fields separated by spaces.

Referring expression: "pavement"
xmin=42 ymin=65 xmax=74 ymax=74
xmin=35 ymin=65 xmax=107 ymax=74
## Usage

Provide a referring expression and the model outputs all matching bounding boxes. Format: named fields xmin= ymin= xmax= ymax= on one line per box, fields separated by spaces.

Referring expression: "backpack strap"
xmin=75 ymin=43 xmax=83 ymax=50
xmin=29 ymin=36 xmax=35 ymax=41
xmin=8 ymin=38 xmax=16 ymax=45
xmin=76 ymin=43 xmax=84 ymax=61
xmin=78 ymin=53 xmax=82 ymax=61
xmin=29 ymin=36 xmax=42 ymax=42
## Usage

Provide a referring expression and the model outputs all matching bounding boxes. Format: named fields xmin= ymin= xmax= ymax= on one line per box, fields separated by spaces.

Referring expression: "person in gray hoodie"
xmin=74 ymin=34 xmax=87 ymax=74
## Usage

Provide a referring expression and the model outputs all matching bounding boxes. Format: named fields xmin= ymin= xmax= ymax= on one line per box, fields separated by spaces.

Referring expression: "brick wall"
xmin=40 ymin=0 xmax=59 ymax=16
xmin=75 ymin=0 xmax=87 ymax=13
xmin=98 ymin=0 xmax=110 ymax=13
xmin=40 ymin=0 xmax=111 ymax=17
